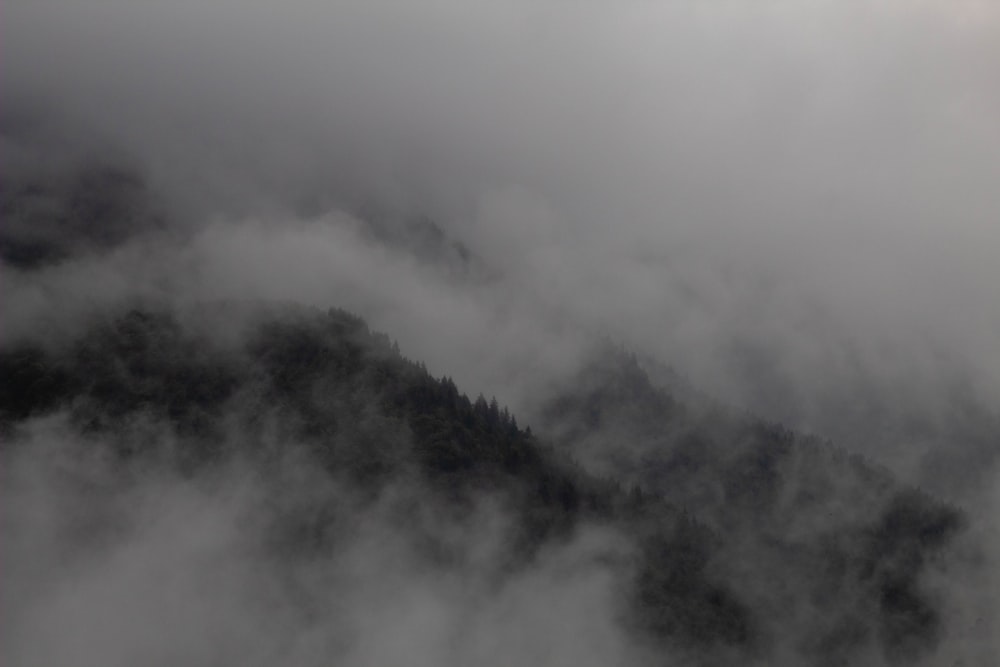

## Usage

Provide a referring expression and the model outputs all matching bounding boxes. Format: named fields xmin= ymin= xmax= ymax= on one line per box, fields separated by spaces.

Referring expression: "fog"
xmin=3 ymin=1 xmax=999 ymax=664
xmin=7 ymin=0 xmax=998 ymax=405
xmin=2 ymin=415 xmax=648 ymax=667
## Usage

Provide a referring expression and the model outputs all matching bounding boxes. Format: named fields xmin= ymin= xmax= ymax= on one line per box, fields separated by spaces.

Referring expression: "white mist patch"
xmin=5 ymin=0 xmax=998 ymax=456
xmin=1 ymin=416 xmax=647 ymax=667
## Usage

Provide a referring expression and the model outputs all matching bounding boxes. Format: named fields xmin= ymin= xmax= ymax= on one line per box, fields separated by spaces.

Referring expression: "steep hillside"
xmin=538 ymin=343 xmax=970 ymax=662
xmin=1 ymin=303 xmax=970 ymax=665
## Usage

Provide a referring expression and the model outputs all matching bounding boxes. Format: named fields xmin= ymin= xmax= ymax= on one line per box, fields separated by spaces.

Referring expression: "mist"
xmin=7 ymin=0 xmax=998 ymax=414
xmin=2 ymin=415 xmax=647 ymax=667
xmin=3 ymin=1 xmax=999 ymax=665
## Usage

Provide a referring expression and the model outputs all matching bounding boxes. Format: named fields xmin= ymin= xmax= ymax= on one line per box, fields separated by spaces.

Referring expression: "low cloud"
xmin=2 ymin=3 xmax=998 ymax=663
xmin=2 ymin=414 xmax=647 ymax=667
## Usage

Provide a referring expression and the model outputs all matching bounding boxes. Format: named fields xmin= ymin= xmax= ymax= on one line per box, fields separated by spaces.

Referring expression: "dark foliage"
xmin=538 ymin=342 xmax=967 ymax=661
xmin=632 ymin=513 xmax=753 ymax=647
xmin=0 ymin=304 xmax=969 ymax=662
xmin=0 ymin=161 xmax=165 ymax=269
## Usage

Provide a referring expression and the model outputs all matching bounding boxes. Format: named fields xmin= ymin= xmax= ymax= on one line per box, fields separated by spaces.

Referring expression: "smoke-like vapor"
xmin=6 ymin=0 xmax=997 ymax=421
xmin=3 ymin=1 xmax=998 ymax=665
xmin=2 ymin=415 xmax=650 ymax=667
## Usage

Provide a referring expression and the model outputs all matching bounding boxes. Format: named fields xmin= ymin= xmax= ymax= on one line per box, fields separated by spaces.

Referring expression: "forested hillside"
xmin=5 ymin=3 xmax=998 ymax=664
xmin=1 ymin=303 xmax=969 ymax=665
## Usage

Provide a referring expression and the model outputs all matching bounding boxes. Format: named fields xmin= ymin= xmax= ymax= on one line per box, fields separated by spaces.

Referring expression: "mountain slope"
xmin=2 ymin=302 xmax=973 ymax=665
xmin=537 ymin=343 xmax=969 ymax=662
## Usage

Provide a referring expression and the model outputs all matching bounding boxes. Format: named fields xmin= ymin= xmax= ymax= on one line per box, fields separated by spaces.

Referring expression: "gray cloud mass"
xmin=2 ymin=1 xmax=999 ymax=665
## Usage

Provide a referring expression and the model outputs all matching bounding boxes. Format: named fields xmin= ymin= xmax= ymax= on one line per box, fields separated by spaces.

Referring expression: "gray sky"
xmin=4 ymin=0 xmax=999 ymax=465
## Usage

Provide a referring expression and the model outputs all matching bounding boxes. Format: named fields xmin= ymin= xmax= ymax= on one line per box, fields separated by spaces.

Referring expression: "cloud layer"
xmin=3 ymin=11 xmax=999 ymax=656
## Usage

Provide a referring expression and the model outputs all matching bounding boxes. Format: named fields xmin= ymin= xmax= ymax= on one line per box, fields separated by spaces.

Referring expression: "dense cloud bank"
xmin=3 ymin=420 xmax=642 ymax=667
xmin=5 ymin=0 xmax=999 ymax=474
xmin=2 ymin=1 xmax=999 ymax=665
xmin=0 ymin=304 xmax=991 ymax=666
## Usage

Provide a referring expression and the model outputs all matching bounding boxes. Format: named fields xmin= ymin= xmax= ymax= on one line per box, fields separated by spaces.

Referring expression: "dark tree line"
xmin=0 ymin=303 xmax=969 ymax=662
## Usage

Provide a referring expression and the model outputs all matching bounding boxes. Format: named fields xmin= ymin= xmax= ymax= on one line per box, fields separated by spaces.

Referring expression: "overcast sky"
xmin=4 ymin=0 xmax=999 ymax=471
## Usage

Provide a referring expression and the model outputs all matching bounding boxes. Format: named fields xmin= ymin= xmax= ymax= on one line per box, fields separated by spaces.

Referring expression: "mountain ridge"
xmin=0 ymin=300 xmax=970 ymax=664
